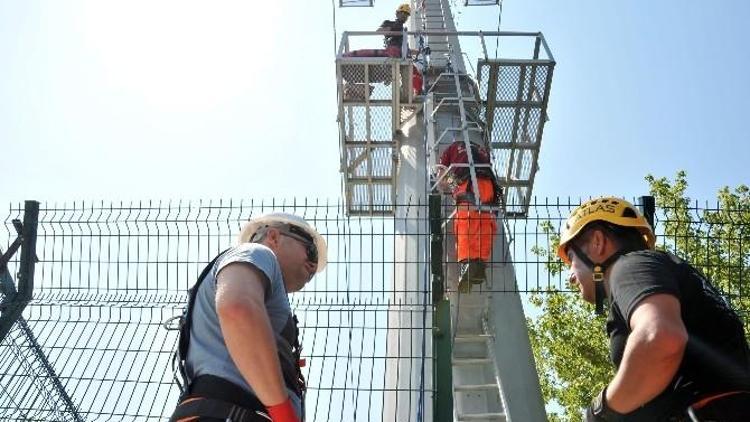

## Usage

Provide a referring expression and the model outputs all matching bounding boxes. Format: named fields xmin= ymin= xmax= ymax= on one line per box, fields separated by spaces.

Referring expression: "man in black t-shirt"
xmin=557 ymin=197 xmax=750 ymax=421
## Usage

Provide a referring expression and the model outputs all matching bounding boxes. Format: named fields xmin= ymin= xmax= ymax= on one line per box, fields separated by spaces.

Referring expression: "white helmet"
xmin=238 ymin=212 xmax=327 ymax=272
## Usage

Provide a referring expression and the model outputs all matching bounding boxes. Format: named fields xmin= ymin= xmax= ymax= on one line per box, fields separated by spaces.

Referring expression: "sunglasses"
xmin=279 ymin=225 xmax=318 ymax=264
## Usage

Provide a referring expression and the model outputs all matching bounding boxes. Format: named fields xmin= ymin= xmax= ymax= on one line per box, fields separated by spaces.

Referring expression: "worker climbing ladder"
xmin=422 ymin=27 xmax=553 ymax=422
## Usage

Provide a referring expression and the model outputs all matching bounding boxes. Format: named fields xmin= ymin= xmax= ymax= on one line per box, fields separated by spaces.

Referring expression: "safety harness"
xmin=171 ymin=250 xmax=307 ymax=420
xmin=449 ymin=143 xmax=503 ymax=207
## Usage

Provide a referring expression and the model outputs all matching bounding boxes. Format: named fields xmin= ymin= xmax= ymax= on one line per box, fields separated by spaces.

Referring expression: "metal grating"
xmin=337 ymin=57 xmax=414 ymax=216
xmin=478 ymin=60 xmax=554 ymax=217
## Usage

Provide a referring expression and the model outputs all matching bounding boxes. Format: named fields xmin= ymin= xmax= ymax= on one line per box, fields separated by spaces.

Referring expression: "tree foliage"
xmin=527 ymin=172 xmax=750 ymax=421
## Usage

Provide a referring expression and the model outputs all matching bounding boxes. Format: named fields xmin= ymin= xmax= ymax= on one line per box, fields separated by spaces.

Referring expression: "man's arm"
xmin=216 ymin=262 xmax=288 ymax=406
xmin=605 ymin=293 xmax=688 ymax=413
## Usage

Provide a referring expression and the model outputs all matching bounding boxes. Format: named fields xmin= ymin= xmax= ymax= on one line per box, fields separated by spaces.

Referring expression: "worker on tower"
xmin=378 ymin=3 xmax=412 ymax=58
xmin=437 ymin=138 xmax=501 ymax=292
xmin=342 ymin=3 xmax=414 ymax=59
xmin=557 ymin=197 xmax=750 ymax=421
xmin=340 ymin=3 xmax=423 ymax=100
xmin=169 ymin=213 xmax=327 ymax=422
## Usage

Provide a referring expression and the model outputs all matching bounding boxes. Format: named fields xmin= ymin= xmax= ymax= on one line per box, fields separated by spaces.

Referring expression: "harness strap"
xmin=169 ymin=375 xmax=270 ymax=422
xmin=689 ymin=390 xmax=750 ymax=410
xmin=174 ymin=250 xmax=229 ymax=395
xmin=170 ymin=397 xmax=268 ymax=422
xmin=454 ymin=174 xmax=498 ymax=206
xmin=569 ymin=243 xmax=625 ymax=315
xmin=193 ymin=375 xmax=266 ymax=410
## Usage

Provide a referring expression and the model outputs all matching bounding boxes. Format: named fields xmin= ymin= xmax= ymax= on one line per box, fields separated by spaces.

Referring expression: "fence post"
xmin=18 ymin=201 xmax=39 ymax=301
xmin=429 ymin=193 xmax=453 ymax=421
xmin=0 ymin=200 xmax=39 ymax=342
xmin=639 ymin=195 xmax=656 ymax=229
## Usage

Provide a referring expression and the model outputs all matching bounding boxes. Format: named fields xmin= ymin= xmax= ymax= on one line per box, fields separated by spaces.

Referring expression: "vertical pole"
xmin=430 ymin=194 xmax=444 ymax=305
xmin=639 ymin=195 xmax=656 ymax=229
xmin=430 ymin=194 xmax=453 ymax=421
xmin=0 ymin=201 xmax=39 ymax=342
xmin=18 ymin=200 xmax=39 ymax=301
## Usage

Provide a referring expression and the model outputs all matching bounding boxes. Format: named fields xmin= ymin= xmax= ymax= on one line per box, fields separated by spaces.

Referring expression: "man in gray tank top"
xmin=169 ymin=212 xmax=327 ymax=422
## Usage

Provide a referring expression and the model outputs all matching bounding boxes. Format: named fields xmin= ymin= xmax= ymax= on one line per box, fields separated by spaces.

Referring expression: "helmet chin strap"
xmin=569 ymin=243 xmax=625 ymax=315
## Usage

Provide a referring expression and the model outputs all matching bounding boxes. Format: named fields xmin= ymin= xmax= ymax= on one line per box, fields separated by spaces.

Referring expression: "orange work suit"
xmin=452 ymin=177 xmax=497 ymax=262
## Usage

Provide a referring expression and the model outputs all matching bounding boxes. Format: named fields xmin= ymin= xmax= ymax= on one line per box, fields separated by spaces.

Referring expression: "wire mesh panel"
xmin=0 ymin=200 xmax=434 ymax=421
xmin=0 ymin=198 xmax=746 ymax=419
xmin=478 ymin=59 xmax=554 ymax=217
xmin=337 ymin=54 xmax=418 ymax=216
xmin=338 ymin=59 xmax=398 ymax=216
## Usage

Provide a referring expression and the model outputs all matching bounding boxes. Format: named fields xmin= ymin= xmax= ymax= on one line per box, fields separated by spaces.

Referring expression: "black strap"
xmin=569 ymin=243 xmax=626 ymax=315
xmin=454 ymin=173 xmax=500 ymax=207
xmin=190 ymin=375 xmax=266 ymax=411
xmin=174 ymin=250 xmax=229 ymax=394
xmin=170 ymin=396 xmax=270 ymax=422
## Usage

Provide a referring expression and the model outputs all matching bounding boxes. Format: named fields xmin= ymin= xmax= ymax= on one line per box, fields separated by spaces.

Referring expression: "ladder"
xmin=451 ymin=294 xmax=507 ymax=421
xmin=424 ymin=44 xmax=509 ymax=422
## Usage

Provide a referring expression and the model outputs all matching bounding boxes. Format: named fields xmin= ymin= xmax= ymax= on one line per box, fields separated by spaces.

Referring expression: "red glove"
xmin=266 ymin=397 xmax=300 ymax=422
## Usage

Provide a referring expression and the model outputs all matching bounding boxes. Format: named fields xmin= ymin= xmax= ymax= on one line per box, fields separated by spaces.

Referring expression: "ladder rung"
xmin=453 ymin=358 xmax=492 ymax=365
xmin=455 ymin=383 xmax=498 ymax=392
xmin=454 ymin=303 xmax=488 ymax=309
xmin=457 ymin=413 xmax=506 ymax=421
xmin=454 ymin=334 xmax=493 ymax=343
xmin=432 ymin=97 xmax=480 ymax=102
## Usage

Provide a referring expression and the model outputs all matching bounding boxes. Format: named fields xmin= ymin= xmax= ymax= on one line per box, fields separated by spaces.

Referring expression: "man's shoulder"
xmin=613 ymin=249 xmax=671 ymax=271
xmin=440 ymin=142 xmax=461 ymax=160
xmin=227 ymin=242 xmax=276 ymax=259
xmin=217 ymin=243 xmax=279 ymax=275
xmin=231 ymin=242 xmax=273 ymax=256
xmin=610 ymin=250 xmax=681 ymax=306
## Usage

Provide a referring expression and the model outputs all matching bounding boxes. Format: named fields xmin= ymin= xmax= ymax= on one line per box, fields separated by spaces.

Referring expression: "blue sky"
xmin=1 ymin=1 xmax=748 ymax=203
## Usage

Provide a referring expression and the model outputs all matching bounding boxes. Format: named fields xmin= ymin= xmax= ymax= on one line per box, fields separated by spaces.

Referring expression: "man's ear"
xmin=591 ymin=229 xmax=608 ymax=258
xmin=265 ymin=228 xmax=281 ymax=248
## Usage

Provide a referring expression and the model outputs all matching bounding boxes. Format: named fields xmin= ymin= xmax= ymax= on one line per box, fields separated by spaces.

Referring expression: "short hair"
xmin=581 ymin=222 xmax=649 ymax=253
xmin=249 ymin=225 xmax=275 ymax=243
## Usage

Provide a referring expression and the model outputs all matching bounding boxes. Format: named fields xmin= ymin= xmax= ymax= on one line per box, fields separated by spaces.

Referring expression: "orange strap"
xmin=690 ymin=390 xmax=749 ymax=410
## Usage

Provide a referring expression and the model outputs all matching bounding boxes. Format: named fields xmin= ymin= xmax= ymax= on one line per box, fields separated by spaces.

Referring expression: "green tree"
xmin=527 ymin=172 xmax=750 ymax=421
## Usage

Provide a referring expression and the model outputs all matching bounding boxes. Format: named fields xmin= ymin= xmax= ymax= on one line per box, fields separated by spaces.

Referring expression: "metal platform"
xmin=335 ymin=30 xmax=555 ymax=218
xmin=339 ymin=0 xmax=373 ymax=7
xmin=477 ymin=35 xmax=555 ymax=217
xmin=465 ymin=0 xmax=501 ymax=5
xmin=336 ymin=39 xmax=419 ymax=216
